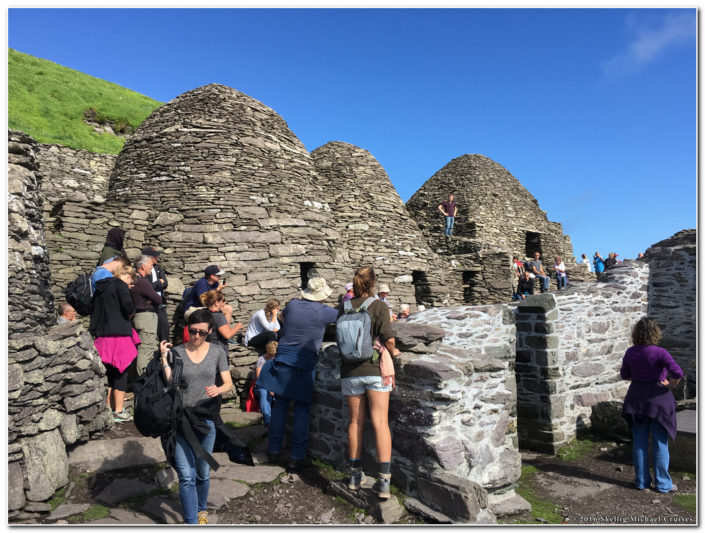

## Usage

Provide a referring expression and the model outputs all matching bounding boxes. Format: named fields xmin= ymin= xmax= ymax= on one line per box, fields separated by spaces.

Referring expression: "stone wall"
xmin=514 ymin=262 xmax=648 ymax=453
xmin=644 ymin=230 xmax=696 ymax=399
xmin=308 ymin=307 xmax=520 ymax=522
xmin=7 ymin=131 xmax=113 ymax=519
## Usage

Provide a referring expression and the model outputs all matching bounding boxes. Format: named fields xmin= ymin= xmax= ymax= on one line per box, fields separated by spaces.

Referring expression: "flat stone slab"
xmin=328 ymin=480 xmax=404 ymax=524
xmin=96 ymin=478 xmax=156 ymax=505
xmin=404 ymin=497 xmax=452 ymax=523
xmin=207 ymin=478 xmax=250 ymax=508
xmin=142 ymin=495 xmax=182 ymax=524
xmin=48 ymin=503 xmax=91 ymax=520
xmin=154 ymin=467 xmax=178 ymax=488
xmin=537 ymin=470 xmax=612 ymax=500
xmin=210 ymin=459 xmax=284 ymax=484
xmin=68 ymin=436 xmax=165 ymax=471
xmin=220 ymin=408 xmax=262 ymax=425
xmin=488 ymin=490 xmax=532 ymax=517
xmin=677 ymin=409 xmax=696 ymax=434
xmin=107 ymin=507 xmax=157 ymax=524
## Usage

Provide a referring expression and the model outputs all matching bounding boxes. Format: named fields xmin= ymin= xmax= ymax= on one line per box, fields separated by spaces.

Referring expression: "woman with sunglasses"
xmin=159 ymin=308 xmax=233 ymax=525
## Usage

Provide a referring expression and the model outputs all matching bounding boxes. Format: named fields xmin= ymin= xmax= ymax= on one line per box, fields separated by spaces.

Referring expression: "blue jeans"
xmin=174 ymin=419 xmax=216 ymax=524
xmin=632 ymin=417 xmax=673 ymax=492
xmin=445 ymin=216 xmax=455 ymax=236
xmin=536 ymin=274 xmax=550 ymax=292
xmin=255 ymin=385 xmax=273 ymax=425
xmin=268 ymin=395 xmax=311 ymax=460
xmin=556 ymin=274 xmax=568 ymax=290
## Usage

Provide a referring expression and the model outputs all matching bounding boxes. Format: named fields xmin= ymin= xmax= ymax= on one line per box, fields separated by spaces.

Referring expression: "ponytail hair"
xmin=200 ymin=289 xmax=225 ymax=308
xmin=353 ymin=267 xmax=376 ymax=298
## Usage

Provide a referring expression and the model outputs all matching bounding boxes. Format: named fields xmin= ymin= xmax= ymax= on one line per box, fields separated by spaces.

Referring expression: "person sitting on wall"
xmin=131 ymin=254 xmax=163 ymax=375
xmin=437 ymin=193 xmax=458 ymax=238
xmin=604 ymin=252 xmax=618 ymax=269
xmin=593 ymin=252 xmax=605 ymax=276
xmin=529 ymin=252 xmax=550 ymax=293
xmin=342 ymin=282 xmax=355 ymax=303
xmin=517 ymin=270 xmax=535 ymax=299
xmin=512 ymin=256 xmax=525 ymax=300
xmin=57 ymin=302 xmax=77 ymax=324
xmin=376 ymin=284 xmax=397 ymax=321
xmin=184 ymin=265 xmax=227 ymax=310
xmin=98 ymin=227 xmax=129 ymax=266
xmin=553 ymin=256 xmax=568 ymax=290
xmin=244 ymin=298 xmax=281 ymax=356
xmin=397 ymin=304 xmax=411 ymax=320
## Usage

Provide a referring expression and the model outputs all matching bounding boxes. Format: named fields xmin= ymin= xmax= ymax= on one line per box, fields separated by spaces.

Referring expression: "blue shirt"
xmin=91 ymin=267 xmax=113 ymax=292
xmin=279 ymin=299 xmax=339 ymax=354
xmin=188 ymin=277 xmax=218 ymax=308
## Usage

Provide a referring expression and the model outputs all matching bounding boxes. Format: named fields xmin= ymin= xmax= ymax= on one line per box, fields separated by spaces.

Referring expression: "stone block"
xmin=516 ymin=293 xmax=556 ymax=313
xmin=8 ymin=363 xmax=23 ymax=391
xmin=416 ymin=472 xmax=486 ymax=521
xmin=327 ymin=480 xmax=405 ymax=523
xmin=394 ymin=322 xmax=445 ymax=349
xmin=97 ymin=478 xmax=156 ymax=505
xmin=404 ymin=497 xmax=452 ymax=523
xmin=8 ymin=462 xmax=25 ymax=511
xmin=571 ymin=362 xmax=605 ymax=378
xmin=402 ymin=359 xmax=462 ymax=384
xmin=20 ymin=429 xmax=69 ymax=501
xmin=63 ymin=389 xmax=103 ymax=412
xmin=430 ymin=435 xmax=466 ymax=469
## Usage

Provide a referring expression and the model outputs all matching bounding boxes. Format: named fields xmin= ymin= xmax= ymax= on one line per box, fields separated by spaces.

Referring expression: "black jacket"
xmin=89 ymin=277 xmax=135 ymax=337
xmin=151 ymin=263 xmax=169 ymax=294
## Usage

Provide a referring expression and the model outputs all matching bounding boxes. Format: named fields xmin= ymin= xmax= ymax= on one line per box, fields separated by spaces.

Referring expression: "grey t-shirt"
xmin=173 ymin=343 xmax=229 ymax=408
xmin=530 ymin=259 xmax=543 ymax=274
xmin=205 ymin=311 xmax=229 ymax=355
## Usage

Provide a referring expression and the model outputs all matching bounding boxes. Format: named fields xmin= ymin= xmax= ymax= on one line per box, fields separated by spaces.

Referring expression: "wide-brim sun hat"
xmin=378 ymin=283 xmax=390 ymax=293
xmin=302 ymin=277 xmax=332 ymax=301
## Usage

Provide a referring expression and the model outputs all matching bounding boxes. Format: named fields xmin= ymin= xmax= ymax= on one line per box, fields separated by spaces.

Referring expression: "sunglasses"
xmin=188 ymin=328 xmax=209 ymax=337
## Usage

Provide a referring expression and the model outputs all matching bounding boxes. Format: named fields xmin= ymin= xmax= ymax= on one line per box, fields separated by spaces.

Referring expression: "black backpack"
xmin=64 ymin=270 xmax=96 ymax=316
xmin=132 ymin=349 xmax=184 ymax=438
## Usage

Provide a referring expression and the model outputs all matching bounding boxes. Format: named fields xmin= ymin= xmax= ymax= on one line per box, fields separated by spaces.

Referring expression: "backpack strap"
xmin=358 ymin=297 xmax=377 ymax=311
xmin=343 ymin=299 xmax=354 ymax=313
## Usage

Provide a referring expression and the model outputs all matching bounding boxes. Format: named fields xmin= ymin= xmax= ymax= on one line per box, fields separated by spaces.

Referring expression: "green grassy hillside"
xmin=8 ymin=49 xmax=163 ymax=154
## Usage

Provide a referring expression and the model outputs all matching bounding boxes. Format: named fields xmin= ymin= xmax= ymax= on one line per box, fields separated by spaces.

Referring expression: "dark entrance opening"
xmin=300 ymin=262 xmax=317 ymax=290
xmin=412 ymin=271 xmax=433 ymax=307
xmin=525 ymin=232 xmax=542 ymax=258
xmin=462 ymin=271 xmax=479 ymax=304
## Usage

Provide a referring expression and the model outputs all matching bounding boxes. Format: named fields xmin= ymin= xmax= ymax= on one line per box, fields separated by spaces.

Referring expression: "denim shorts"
xmin=341 ymin=375 xmax=393 ymax=396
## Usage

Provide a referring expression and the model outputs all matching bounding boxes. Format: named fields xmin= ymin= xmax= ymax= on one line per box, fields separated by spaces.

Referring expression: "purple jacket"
xmin=620 ymin=344 xmax=683 ymax=440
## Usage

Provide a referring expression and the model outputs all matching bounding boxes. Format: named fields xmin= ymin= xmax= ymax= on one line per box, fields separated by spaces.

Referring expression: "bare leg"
xmin=346 ymin=394 xmax=367 ymax=459
xmin=107 ymin=387 xmax=114 ymax=410
xmin=113 ymin=389 xmax=125 ymax=413
xmin=367 ymin=390 xmax=391 ymax=462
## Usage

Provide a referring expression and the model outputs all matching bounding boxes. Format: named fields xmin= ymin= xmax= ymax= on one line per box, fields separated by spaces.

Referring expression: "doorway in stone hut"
xmin=300 ymin=262 xmax=317 ymax=290
xmin=412 ymin=271 xmax=433 ymax=307
xmin=525 ymin=232 xmax=542 ymax=258
xmin=462 ymin=271 xmax=479 ymax=304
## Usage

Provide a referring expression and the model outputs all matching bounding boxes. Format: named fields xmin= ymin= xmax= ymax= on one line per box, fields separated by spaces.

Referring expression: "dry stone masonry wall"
xmin=7 ymin=131 xmax=113 ymax=520
xmin=308 ymin=307 xmax=520 ymax=522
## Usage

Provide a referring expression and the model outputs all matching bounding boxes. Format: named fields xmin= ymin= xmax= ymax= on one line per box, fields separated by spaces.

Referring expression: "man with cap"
xmin=142 ymin=246 xmax=170 ymax=342
xmin=185 ymin=265 xmax=227 ymax=311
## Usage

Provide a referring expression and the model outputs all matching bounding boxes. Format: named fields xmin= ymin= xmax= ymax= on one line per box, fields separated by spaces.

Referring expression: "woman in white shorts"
xmin=338 ymin=267 xmax=400 ymax=499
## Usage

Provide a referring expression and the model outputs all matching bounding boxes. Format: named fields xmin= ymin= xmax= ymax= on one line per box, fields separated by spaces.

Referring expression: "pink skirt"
xmin=94 ymin=329 xmax=141 ymax=374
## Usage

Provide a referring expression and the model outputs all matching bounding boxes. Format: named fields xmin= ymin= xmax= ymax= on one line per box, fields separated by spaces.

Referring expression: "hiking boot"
xmin=287 ymin=457 xmax=313 ymax=472
xmin=267 ymin=451 xmax=281 ymax=464
xmin=113 ymin=409 xmax=132 ymax=422
xmin=348 ymin=468 xmax=366 ymax=491
xmin=198 ymin=511 xmax=208 ymax=524
xmin=372 ymin=473 xmax=391 ymax=499
xmin=266 ymin=341 xmax=278 ymax=357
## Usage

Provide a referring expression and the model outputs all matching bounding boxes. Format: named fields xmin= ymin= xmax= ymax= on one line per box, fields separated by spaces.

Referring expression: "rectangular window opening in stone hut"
xmin=462 ymin=271 xmax=479 ymax=304
xmin=525 ymin=231 xmax=542 ymax=258
xmin=300 ymin=262 xmax=317 ymax=290
xmin=412 ymin=271 xmax=433 ymax=308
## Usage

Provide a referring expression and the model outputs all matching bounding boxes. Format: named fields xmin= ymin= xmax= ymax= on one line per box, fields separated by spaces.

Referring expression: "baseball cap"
xmin=141 ymin=246 xmax=161 ymax=257
xmin=205 ymin=265 xmax=225 ymax=277
xmin=345 ymin=282 xmax=353 ymax=291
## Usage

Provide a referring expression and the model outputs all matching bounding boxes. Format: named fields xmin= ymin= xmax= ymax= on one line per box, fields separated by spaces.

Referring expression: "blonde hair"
xmin=264 ymin=298 xmax=280 ymax=321
xmin=115 ymin=265 xmax=136 ymax=282
xmin=200 ymin=290 xmax=225 ymax=308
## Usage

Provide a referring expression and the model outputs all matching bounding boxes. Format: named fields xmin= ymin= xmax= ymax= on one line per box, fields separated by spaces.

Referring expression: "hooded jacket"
xmin=89 ymin=277 xmax=135 ymax=337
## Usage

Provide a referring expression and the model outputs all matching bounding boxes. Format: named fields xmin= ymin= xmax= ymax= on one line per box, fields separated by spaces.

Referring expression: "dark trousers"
xmin=247 ymin=330 xmax=278 ymax=349
xmin=157 ymin=307 xmax=170 ymax=343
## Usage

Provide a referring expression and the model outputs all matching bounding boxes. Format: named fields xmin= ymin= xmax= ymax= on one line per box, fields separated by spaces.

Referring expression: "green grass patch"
xmin=67 ymin=504 xmax=111 ymax=523
xmin=673 ymin=494 xmax=696 ymax=514
xmin=9 ymin=48 xmax=162 ymax=153
xmin=47 ymin=486 xmax=67 ymax=510
xmin=504 ymin=465 xmax=563 ymax=524
xmin=312 ymin=458 xmax=347 ymax=481
xmin=556 ymin=437 xmax=597 ymax=461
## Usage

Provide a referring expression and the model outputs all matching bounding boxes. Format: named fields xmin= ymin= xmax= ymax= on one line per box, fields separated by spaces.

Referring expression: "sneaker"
xmin=372 ymin=473 xmax=391 ymax=499
xmin=348 ymin=468 xmax=366 ymax=491
xmin=198 ymin=511 xmax=208 ymax=525
xmin=113 ymin=409 xmax=132 ymax=422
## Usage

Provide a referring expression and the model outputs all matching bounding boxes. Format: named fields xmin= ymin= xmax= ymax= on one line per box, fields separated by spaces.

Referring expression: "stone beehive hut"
xmin=311 ymin=141 xmax=463 ymax=309
xmin=407 ymin=154 xmax=587 ymax=303
xmin=108 ymin=83 xmax=341 ymax=319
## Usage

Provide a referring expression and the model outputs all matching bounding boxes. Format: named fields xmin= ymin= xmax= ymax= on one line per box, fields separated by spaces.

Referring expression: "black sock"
xmin=378 ymin=461 xmax=391 ymax=475
xmin=349 ymin=458 xmax=361 ymax=469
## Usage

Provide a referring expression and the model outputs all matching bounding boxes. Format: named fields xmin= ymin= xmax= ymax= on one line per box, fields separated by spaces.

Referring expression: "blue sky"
xmin=8 ymin=8 xmax=696 ymax=260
